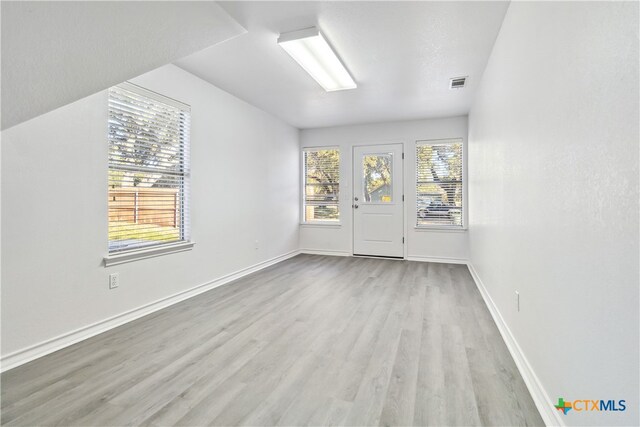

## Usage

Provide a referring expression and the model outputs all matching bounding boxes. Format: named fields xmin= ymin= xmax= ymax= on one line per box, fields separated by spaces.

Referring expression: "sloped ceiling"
xmin=1 ymin=1 xmax=246 ymax=130
xmin=176 ymin=1 xmax=509 ymax=129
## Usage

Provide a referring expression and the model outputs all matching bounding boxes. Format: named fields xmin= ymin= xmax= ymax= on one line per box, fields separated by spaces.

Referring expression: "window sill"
xmin=413 ymin=226 xmax=467 ymax=233
xmin=300 ymin=222 xmax=342 ymax=228
xmin=104 ymin=241 xmax=195 ymax=267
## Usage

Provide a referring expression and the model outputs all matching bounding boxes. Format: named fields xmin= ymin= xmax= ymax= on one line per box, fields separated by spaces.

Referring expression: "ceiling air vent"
xmin=449 ymin=76 xmax=467 ymax=89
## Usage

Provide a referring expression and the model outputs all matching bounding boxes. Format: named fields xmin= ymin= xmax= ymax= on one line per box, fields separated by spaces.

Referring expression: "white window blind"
xmin=108 ymin=82 xmax=191 ymax=253
xmin=416 ymin=139 xmax=463 ymax=227
xmin=303 ymin=148 xmax=340 ymax=222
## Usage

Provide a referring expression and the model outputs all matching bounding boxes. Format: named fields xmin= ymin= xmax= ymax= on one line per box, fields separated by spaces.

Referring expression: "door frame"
xmin=351 ymin=141 xmax=407 ymax=259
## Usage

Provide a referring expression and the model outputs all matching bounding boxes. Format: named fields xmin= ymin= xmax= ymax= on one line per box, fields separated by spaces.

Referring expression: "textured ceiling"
xmin=175 ymin=1 xmax=510 ymax=129
xmin=1 ymin=1 xmax=245 ymax=130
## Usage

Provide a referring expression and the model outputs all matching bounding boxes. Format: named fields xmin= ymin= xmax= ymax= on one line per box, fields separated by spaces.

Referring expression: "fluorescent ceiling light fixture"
xmin=278 ymin=27 xmax=356 ymax=92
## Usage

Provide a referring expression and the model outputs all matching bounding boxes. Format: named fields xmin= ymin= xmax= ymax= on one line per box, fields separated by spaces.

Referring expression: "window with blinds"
xmin=416 ymin=139 xmax=463 ymax=227
xmin=303 ymin=148 xmax=340 ymax=222
xmin=108 ymin=82 xmax=191 ymax=253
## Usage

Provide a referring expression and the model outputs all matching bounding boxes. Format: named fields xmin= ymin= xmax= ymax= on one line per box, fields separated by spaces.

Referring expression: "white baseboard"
xmin=467 ymin=263 xmax=564 ymax=427
xmin=0 ymin=250 xmax=301 ymax=373
xmin=405 ymin=255 xmax=468 ymax=264
xmin=299 ymin=249 xmax=351 ymax=257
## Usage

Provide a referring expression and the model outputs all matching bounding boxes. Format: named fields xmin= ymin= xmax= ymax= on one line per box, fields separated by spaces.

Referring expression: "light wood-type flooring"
xmin=1 ymin=254 xmax=543 ymax=426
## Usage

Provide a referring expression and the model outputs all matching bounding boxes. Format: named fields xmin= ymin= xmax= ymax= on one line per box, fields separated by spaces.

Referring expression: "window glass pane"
xmin=416 ymin=142 xmax=463 ymax=227
xmin=304 ymin=149 xmax=340 ymax=222
xmin=108 ymin=84 xmax=190 ymax=252
xmin=108 ymin=171 xmax=184 ymax=251
xmin=363 ymin=153 xmax=392 ymax=203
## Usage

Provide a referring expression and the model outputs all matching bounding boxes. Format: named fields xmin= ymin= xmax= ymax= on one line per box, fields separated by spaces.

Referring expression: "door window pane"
xmin=363 ymin=153 xmax=392 ymax=203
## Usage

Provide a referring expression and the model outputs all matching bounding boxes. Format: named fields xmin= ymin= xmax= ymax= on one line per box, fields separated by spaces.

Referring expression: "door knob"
xmin=354 ymin=197 xmax=359 ymax=201
xmin=354 ymin=204 xmax=359 ymax=209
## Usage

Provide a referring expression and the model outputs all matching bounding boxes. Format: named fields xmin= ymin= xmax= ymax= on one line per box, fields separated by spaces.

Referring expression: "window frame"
xmin=104 ymin=82 xmax=193 ymax=265
xmin=301 ymin=146 xmax=341 ymax=225
xmin=414 ymin=138 xmax=466 ymax=231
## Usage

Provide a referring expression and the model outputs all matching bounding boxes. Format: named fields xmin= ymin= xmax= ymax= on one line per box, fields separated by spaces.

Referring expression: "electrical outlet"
xmin=254 ymin=240 xmax=259 ymax=250
xmin=515 ymin=291 xmax=520 ymax=312
xmin=109 ymin=273 xmax=119 ymax=289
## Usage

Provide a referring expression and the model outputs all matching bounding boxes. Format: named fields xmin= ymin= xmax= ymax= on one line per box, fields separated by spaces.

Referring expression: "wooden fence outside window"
xmin=108 ymin=187 xmax=180 ymax=228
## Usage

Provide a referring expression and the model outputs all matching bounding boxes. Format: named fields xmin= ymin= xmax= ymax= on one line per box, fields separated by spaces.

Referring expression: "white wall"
xmin=468 ymin=2 xmax=638 ymax=426
xmin=300 ymin=117 xmax=468 ymax=262
xmin=1 ymin=64 xmax=299 ymax=359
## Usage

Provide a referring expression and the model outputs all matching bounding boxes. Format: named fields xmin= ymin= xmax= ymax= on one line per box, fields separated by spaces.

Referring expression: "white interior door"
xmin=353 ymin=144 xmax=404 ymax=258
